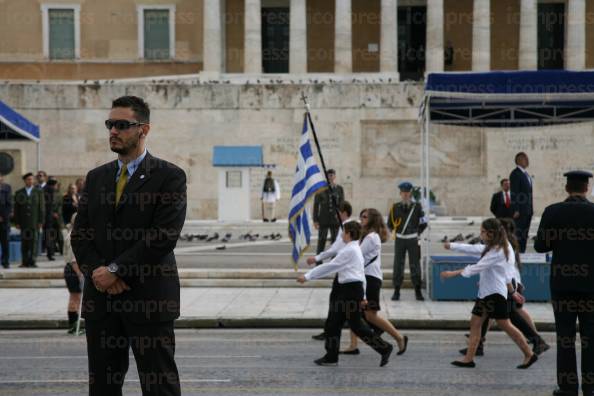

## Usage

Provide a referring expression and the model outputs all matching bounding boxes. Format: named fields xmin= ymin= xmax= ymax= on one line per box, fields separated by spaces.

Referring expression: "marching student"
xmin=298 ymin=221 xmax=394 ymax=367
xmin=459 ymin=218 xmax=549 ymax=357
xmin=341 ymin=208 xmax=408 ymax=356
xmin=307 ymin=201 xmax=353 ymax=341
xmin=440 ymin=218 xmax=538 ymax=369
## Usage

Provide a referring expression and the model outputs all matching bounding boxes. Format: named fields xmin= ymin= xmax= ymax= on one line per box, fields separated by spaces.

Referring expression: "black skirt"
xmin=64 ymin=263 xmax=82 ymax=293
xmin=471 ymin=293 xmax=509 ymax=320
xmin=365 ymin=275 xmax=382 ymax=311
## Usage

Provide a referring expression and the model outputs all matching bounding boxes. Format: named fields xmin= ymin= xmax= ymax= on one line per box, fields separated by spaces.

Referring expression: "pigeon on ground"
xmin=440 ymin=236 xmax=449 ymax=243
xmin=216 ymin=245 xmax=226 ymax=250
xmin=468 ymin=237 xmax=481 ymax=245
xmin=465 ymin=233 xmax=475 ymax=240
xmin=450 ymin=233 xmax=464 ymax=242
xmin=467 ymin=221 xmax=475 ymax=226
xmin=206 ymin=233 xmax=219 ymax=242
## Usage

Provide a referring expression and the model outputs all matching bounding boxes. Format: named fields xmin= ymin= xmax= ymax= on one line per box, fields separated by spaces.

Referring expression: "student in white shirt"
xmin=440 ymin=218 xmax=538 ymax=369
xmin=341 ymin=208 xmax=408 ymax=356
xmin=298 ymin=221 xmax=394 ymax=367
xmin=307 ymin=201 xmax=353 ymax=341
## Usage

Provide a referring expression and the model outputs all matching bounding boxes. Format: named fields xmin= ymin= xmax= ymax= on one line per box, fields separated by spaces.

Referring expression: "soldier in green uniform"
xmin=13 ymin=173 xmax=45 ymax=268
xmin=313 ymin=169 xmax=345 ymax=255
xmin=43 ymin=178 xmax=64 ymax=260
xmin=387 ymin=182 xmax=427 ymax=301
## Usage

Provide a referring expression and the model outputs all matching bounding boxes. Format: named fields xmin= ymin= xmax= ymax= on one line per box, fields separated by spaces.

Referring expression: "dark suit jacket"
xmin=13 ymin=187 xmax=44 ymax=229
xmin=534 ymin=196 xmax=594 ymax=295
xmin=313 ymin=184 xmax=344 ymax=226
xmin=490 ymin=190 xmax=516 ymax=219
xmin=509 ymin=167 xmax=533 ymax=216
xmin=0 ymin=182 xmax=11 ymax=224
xmin=72 ymin=152 xmax=187 ymax=323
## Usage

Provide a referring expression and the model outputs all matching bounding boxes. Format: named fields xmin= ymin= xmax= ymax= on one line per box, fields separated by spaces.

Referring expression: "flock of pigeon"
xmin=440 ymin=233 xmax=481 ymax=245
xmin=179 ymin=231 xmax=283 ymax=243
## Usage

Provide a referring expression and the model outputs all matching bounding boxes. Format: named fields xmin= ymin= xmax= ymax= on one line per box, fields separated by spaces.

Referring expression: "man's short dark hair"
xmin=22 ymin=172 xmax=33 ymax=180
xmin=339 ymin=200 xmax=352 ymax=217
xmin=343 ymin=221 xmax=361 ymax=241
xmin=500 ymin=178 xmax=508 ymax=186
xmin=326 ymin=169 xmax=335 ymax=175
xmin=515 ymin=152 xmax=527 ymax=164
xmin=112 ymin=96 xmax=150 ymax=123
xmin=566 ymin=180 xmax=588 ymax=194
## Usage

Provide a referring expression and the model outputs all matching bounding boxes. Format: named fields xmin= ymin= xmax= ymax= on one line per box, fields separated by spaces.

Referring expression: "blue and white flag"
xmin=288 ymin=114 xmax=328 ymax=266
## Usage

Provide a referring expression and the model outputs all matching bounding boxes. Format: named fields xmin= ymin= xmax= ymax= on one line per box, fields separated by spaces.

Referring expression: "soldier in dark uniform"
xmin=313 ymin=169 xmax=345 ymax=255
xmin=0 ymin=173 xmax=12 ymax=269
xmin=388 ymin=181 xmax=427 ymax=301
xmin=13 ymin=173 xmax=45 ymax=268
xmin=43 ymin=178 xmax=63 ymax=261
xmin=535 ymin=170 xmax=594 ymax=396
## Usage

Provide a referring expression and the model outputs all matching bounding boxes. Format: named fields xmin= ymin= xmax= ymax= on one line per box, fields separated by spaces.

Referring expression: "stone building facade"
xmin=1 ymin=0 xmax=594 ymax=219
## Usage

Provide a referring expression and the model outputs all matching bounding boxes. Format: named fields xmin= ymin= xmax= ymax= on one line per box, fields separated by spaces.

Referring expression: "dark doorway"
xmin=538 ymin=3 xmax=565 ymax=70
xmin=398 ymin=6 xmax=427 ymax=81
xmin=262 ymin=7 xmax=290 ymax=73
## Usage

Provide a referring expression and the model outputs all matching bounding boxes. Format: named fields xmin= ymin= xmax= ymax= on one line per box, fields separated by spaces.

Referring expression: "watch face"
xmin=108 ymin=263 xmax=118 ymax=273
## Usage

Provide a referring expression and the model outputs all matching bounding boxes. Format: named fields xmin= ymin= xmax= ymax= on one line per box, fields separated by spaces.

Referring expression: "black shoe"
xmin=415 ymin=288 xmax=425 ymax=301
xmin=312 ymin=332 xmax=326 ymax=341
xmin=517 ymin=353 xmax=538 ymax=369
xmin=271 ymin=218 xmax=277 ymax=222
xmin=391 ymin=290 xmax=400 ymax=301
xmin=451 ymin=360 xmax=476 ymax=368
xmin=459 ymin=344 xmax=484 ymax=357
xmin=533 ymin=341 xmax=551 ymax=356
xmin=314 ymin=357 xmax=337 ymax=366
xmin=30 ymin=263 xmax=38 ymax=268
xmin=552 ymin=389 xmax=578 ymax=396
xmin=47 ymin=256 xmax=55 ymax=261
xmin=397 ymin=335 xmax=408 ymax=356
xmin=339 ymin=349 xmax=360 ymax=355
xmin=1 ymin=264 xmax=8 ymax=269
xmin=380 ymin=345 xmax=393 ymax=367
xmin=263 ymin=218 xmax=269 ymax=222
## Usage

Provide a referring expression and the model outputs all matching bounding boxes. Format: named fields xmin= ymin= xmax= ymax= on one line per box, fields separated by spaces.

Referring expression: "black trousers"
xmin=20 ymin=227 xmax=38 ymax=267
xmin=0 ymin=223 xmax=9 ymax=267
xmin=552 ymin=293 xmax=594 ymax=395
xmin=393 ymin=238 xmax=422 ymax=289
xmin=86 ymin=313 xmax=181 ymax=396
xmin=44 ymin=222 xmax=62 ymax=258
xmin=514 ymin=214 xmax=532 ymax=253
xmin=316 ymin=225 xmax=339 ymax=254
xmin=324 ymin=281 xmax=391 ymax=362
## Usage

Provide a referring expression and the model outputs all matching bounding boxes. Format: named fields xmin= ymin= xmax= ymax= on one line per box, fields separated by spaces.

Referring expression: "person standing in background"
xmin=261 ymin=171 xmax=280 ymax=222
xmin=0 ymin=173 xmax=12 ymax=269
xmin=13 ymin=173 xmax=44 ymax=268
xmin=490 ymin=178 xmax=516 ymax=219
xmin=62 ymin=183 xmax=78 ymax=225
xmin=313 ymin=169 xmax=344 ymax=254
xmin=509 ymin=152 xmax=533 ymax=252
xmin=44 ymin=178 xmax=63 ymax=260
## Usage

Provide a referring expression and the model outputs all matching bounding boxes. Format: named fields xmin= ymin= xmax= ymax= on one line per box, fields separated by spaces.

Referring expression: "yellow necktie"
xmin=115 ymin=166 xmax=128 ymax=206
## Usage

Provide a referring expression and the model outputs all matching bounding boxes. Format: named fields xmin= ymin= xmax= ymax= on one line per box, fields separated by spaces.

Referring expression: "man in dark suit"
xmin=510 ymin=152 xmax=533 ymax=252
xmin=0 ymin=173 xmax=12 ymax=268
xmin=313 ymin=169 xmax=344 ymax=254
xmin=72 ymin=96 xmax=186 ymax=396
xmin=43 ymin=178 xmax=62 ymax=260
xmin=534 ymin=170 xmax=594 ymax=396
xmin=13 ymin=173 xmax=44 ymax=268
xmin=490 ymin=178 xmax=517 ymax=219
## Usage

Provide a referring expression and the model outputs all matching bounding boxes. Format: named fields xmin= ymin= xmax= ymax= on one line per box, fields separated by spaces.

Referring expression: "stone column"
xmin=203 ymin=0 xmax=224 ymax=73
xmin=245 ymin=0 xmax=262 ymax=74
xmin=426 ymin=0 xmax=444 ymax=73
xmin=472 ymin=0 xmax=490 ymax=71
xmin=289 ymin=0 xmax=307 ymax=73
xmin=380 ymin=0 xmax=398 ymax=74
xmin=334 ymin=0 xmax=352 ymax=73
xmin=519 ymin=0 xmax=537 ymax=70
xmin=566 ymin=0 xmax=586 ymax=70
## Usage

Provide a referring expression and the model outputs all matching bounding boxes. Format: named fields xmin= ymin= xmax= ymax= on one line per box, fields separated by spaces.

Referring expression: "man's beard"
xmin=110 ymin=137 xmax=138 ymax=155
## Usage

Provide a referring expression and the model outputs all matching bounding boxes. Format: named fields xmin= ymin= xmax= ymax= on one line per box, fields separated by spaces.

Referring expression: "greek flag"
xmin=288 ymin=114 xmax=327 ymax=266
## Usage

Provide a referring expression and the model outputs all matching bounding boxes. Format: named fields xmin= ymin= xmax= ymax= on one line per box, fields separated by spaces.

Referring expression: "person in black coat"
xmin=313 ymin=169 xmax=345 ymax=254
xmin=0 ymin=173 xmax=12 ymax=268
xmin=509 ymin=152 xmax=533 ymax=252
xmin=534 ymin=170 xmax=594 ymax=396
xmin=71 ymin=96 xmax=187 ymax=396
xmin=490 ymin=178 xmax=517 ymax=219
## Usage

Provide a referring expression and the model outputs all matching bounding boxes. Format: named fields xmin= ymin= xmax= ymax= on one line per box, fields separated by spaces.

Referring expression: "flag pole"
xmin=300 ymin=92 xmax=343 ymax=230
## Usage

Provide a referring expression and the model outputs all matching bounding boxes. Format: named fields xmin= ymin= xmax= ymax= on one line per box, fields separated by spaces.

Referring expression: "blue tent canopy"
xmin=0 ymin=100 xmax=40 ymax=142
xmin=424 ymin=71 xmax=594 ymax=126
xmin=212 ymin=146 xmax=263 ymax=167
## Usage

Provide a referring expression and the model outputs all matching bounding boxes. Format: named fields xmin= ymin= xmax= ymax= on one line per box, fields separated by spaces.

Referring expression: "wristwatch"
xmin=107 ymin=262 xmax=119 ymax=274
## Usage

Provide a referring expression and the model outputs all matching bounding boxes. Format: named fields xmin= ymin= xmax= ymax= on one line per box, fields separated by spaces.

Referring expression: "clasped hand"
xmin=92 ymin=266 xmax=130 ymax=295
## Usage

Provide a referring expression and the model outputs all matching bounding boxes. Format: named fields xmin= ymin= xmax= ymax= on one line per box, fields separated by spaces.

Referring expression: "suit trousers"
xmin=514 ymin=214 xmax=532 ymax=253
xmin=551 ymin=294 xmax=594 ymax=395
xmin=316 ymin=225 xmax=339 ymax=254
xmin=20 ymin=227 xmax=39 ymax=267
xmin=393 ymin=238 xmax=421 ymax=289
xmin=324 ymin=281 xmax=391 ymax=362
xmin=86 ymin=313 xmax=181 ymax=396
xmin=44 ymin=222 xmax=61 ymax=258
xmin=0 ymin=223 xmax=9 ymax=266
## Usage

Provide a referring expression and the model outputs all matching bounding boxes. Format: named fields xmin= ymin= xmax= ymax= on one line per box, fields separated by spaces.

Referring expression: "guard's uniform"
xmin=534 ymin=170 xmax=594 ymax=396
xmin=387 ymin=182 xmax=427 ymax=300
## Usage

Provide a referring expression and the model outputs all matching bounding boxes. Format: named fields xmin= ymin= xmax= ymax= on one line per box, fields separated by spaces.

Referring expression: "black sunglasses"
xmin=105 ymin=119 xmax=147 ymax=131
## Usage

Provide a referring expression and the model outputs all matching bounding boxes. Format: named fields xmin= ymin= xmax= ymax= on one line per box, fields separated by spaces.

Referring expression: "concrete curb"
xmin=0 ymin=318 xmax=556 ymax=331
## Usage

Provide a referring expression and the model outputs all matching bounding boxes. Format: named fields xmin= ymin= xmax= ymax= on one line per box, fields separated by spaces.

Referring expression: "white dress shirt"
xmin=361 ymin=232 xmax=382 ymax=280
xmin=314 ymin=218 xmax=354 ymax=262
xmin=450 ymin=242 xmax=515 ymax=299
xmin=450 ymin=242 xmax=522 ymax=286
xmin=25 ymin=186 xmax=33 ymax=197
xmin=305 ymin=241 xmax=366 ymax=286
